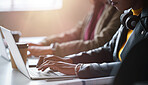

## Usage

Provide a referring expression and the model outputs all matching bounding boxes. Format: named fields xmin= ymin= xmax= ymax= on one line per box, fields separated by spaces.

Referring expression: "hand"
xmin=36 ymin=55 xmax=73 ymax=68
xmin=38 ymin=60 xmax=76 ymax=75
xmin=28 ymin=43 xmax=43 ymax=46
xmin=27 ymin=46 xmax=53 ymax=57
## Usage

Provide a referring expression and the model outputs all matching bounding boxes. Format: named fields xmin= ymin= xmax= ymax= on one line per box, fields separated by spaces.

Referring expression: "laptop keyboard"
xmin=29 ymin=68 xmax=59 ymax=77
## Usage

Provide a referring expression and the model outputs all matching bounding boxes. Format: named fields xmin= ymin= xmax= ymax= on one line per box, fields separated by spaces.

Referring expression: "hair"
xmin=143 ymin=0 xmax=148 ymax=7
xmin=132 ymin=0 xmax=148 ymax=8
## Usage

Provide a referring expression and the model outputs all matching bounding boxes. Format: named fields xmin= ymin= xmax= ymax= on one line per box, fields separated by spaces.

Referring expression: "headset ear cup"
xmin=120 ymin=12 xmax=132 ymax=26
xmin=126 ymin=15 xmax=139 ymax=30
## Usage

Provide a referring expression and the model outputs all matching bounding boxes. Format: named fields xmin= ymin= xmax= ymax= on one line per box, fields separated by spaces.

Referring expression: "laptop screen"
xmin=0 ymin=31 xmax=9 ymax=60
xmin=0 ymin=26 xmax=30 ymax=78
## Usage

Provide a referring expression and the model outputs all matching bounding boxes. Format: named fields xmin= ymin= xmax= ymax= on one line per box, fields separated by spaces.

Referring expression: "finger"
xmin=28 ymin=43 xmax=42 ymax=46
xmin=54 ymin=61 xmax=67 ymax=66
xmin=38 ymin=61 xmax=56 ymax=71
xmin=49 ymin=65 xmax=59 ymax=71
xmin=48 ymin=62 xmax=60 ymax=71
xmin=48 ymin=63 xmax=67 ymax=74
xmin=43 ymin=55 xmax=55 ymax=62
xmin=43 ymin=64 xmax=58 ymax=72
xmin=43 ymin=56 xmax=51 ymax=62
xmin=44 ymin=55 xmax=61 ymax=61
xmin=49 ymin=67 xmax=58 ymax=72
xmin=38 ymin=60 xmax=49 ymax=69
xmin=39 ymin=64 xmax=49 ymax=71
xmin=38 ymin=60 xmax=55 ymax=70
xmin=36 ymin=56 xmax=45 ymax=68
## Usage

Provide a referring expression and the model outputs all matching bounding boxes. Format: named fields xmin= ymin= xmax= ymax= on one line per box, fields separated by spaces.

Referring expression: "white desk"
xmin=19 ymin=36 xmax=46 ymax=44
xmin=0 ymin=56 xmax=61 ymax=85
xmin=0 ymin=37 xmax=114 ymax=85
xmin=0 ymin=56 xmax=114 ymax=85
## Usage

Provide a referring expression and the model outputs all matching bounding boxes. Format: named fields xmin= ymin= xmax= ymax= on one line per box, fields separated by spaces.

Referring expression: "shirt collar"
xmin=131 ymin=8 xmax=143 ymax=16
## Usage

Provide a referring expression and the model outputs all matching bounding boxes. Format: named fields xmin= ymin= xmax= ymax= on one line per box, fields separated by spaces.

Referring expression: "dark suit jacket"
xmin=112 ymin=37 xmax=148 ymax=85
xmin=68 ymin=7 xmax=148 ymax=79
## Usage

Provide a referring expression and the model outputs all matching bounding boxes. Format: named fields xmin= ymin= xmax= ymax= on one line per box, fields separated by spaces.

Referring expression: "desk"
xmin=0 ymin=56 xmax=60 ymax=85
xmin=19 ymin=36 xmax=46 ymax=44
xmin=0 ymin=37 xmax=114 ymax=85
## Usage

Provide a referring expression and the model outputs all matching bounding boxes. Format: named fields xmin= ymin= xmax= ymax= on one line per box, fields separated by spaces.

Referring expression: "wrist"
xmin=65 ymin=58 xmax=73 ymax=63
xmin=49 ymin=43 xmax=55 ymax=55
xmin=75 ymin=63 xmax=83 ymax=75
xmin=47 ymin=46 xmax=54 ymax=55
xmin=38 ymin=42 xmax=44 ymax=46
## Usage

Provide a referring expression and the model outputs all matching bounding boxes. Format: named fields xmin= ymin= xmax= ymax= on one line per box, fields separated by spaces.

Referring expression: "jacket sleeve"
xmin=77 ymin=62 xmax=120 ymax=79
xmin=65 ymin=28 xmax=120 ymax=79
xmin=53 ymin=10 xmax=122 ymax=57
xmin=72 ymin=34 xmax=120 ymax=78
xmin=68 ymin=27 xmax=120 ymax=64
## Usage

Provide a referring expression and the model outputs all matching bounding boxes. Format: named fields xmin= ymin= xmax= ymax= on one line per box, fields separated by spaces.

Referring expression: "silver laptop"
xmin=0 ymin=26 xmax=76 ymax=80
xmin=0 ymin=27 xmax=10 ymax=61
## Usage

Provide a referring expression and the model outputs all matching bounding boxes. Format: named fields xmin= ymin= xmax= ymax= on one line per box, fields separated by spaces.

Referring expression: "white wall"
xmin=0 ymin=0 xmax=91 ymax=37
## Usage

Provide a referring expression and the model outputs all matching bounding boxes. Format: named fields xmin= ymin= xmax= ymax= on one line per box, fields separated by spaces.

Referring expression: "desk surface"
xmin=0 ymin=37 xmax=114 ymax=85
xmin=19 ymin=36 xmax=46 ymax=44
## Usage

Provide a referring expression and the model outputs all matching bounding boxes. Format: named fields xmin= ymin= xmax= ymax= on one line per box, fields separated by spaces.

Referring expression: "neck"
xmin=132 ymin=0 xmax=143 ymax=10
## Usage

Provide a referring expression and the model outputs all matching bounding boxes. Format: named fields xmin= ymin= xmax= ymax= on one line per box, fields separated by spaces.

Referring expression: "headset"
xmin=120 ymin=11 xmax=140 ymax=30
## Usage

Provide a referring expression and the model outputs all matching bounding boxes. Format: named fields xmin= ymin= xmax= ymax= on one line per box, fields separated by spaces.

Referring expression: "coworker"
xmin=37 ymin=0 xmax=148 ymax=80
xmin=28 ymin=0 xmax=122 ymax=57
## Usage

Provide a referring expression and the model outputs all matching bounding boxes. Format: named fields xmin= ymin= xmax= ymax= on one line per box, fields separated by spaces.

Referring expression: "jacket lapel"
xmin=113 ymin=25 xmax=127 ymax=60
xmin=121 ymin=21 xmax=147 ymax=60
xmin=115 ymin=7 xmax=148 ymax=61
xmin=121 ymin=7 xmax=148 ymax=60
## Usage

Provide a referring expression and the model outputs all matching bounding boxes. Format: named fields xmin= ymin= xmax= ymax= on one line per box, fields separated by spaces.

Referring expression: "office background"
xmin=0 ymin=0 xmax=91 ymax=37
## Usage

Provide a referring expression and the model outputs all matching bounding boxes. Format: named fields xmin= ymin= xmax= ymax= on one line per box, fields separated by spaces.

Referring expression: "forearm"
xmin=66 ymin=28 xmax=120 ymax=64
xmin=67 ymin=46 xmax=113 ymax=64
xmin=40 ymin=23 xmax=83 ymax=46
xmin=77 ymin=62 xmax=120 ymax=79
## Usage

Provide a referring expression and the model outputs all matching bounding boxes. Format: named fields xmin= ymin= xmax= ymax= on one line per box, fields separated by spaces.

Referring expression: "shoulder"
xmin=104 ymin=4 xmax=116 ymax=12
xmin=140 ymin=7 xmax=148 ymax=31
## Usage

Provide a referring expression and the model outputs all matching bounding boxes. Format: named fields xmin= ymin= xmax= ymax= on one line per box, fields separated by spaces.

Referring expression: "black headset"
xmin=120 ymin=11 xmax=140 ymax=30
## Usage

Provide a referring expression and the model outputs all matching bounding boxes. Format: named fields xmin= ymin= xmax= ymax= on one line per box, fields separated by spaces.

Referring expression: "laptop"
xmin=0 ymin=26 xmax=76 ymax=80
xmin=0 ymin=28 xmax=10 ymax=61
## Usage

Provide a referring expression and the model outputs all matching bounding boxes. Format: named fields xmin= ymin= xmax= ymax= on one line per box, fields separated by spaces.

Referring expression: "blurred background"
xmin=0 ymin=0 xmax=91 ymax=37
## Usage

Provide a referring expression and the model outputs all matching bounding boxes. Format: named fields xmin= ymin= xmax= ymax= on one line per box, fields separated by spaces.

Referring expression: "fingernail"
xmin=38 ymin=68 xmax=41 ymax=70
